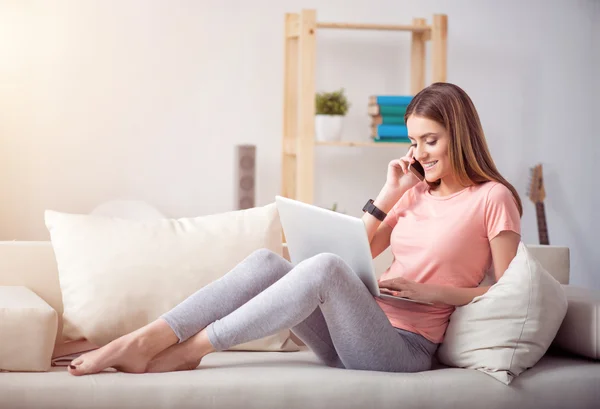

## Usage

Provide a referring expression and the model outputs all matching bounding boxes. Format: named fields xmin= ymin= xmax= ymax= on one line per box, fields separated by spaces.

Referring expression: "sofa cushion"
xmin=437 ymin=241 xmax=568 ymax=384
xmin=0 ymin=350 xmax=599 ymax=409
xmin=0 ymin=286 xmax=58 ymax=372
xmin=44 ymin=203 xmax=298 ymax=352
xmin=553 ymin=286 xmax=599 ymax=360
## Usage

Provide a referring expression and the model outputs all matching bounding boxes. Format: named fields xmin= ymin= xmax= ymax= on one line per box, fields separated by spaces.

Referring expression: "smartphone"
xmin=408 ymin=159 xmax=425 ymax=181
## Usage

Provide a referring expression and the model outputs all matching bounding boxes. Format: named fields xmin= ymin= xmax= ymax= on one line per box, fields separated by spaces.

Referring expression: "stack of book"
xmin=368 ymin=95 xmax=413 ymax=143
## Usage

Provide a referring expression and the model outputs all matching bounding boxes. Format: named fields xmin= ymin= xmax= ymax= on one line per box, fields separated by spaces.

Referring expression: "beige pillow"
xmin=0 ymin=286 xmax=58 ymax=372
xmin=437 ymin=241 xmax=568 ymax=384
xmin=45 ymin=203 xmax=298 ymax=352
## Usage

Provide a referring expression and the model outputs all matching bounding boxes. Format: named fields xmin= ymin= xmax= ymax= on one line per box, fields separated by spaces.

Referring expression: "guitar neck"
xmin=535 ymin=202 xmax=549 ymax=245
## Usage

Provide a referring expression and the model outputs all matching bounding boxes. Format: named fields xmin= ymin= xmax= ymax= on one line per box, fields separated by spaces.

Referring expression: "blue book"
xmin=369 ymin=95 xmax=413 ymax=106
xmin=373 ymin=137 xmax=411 ymax=143
xmin=376 ymin=124 xmax=409 ymax=138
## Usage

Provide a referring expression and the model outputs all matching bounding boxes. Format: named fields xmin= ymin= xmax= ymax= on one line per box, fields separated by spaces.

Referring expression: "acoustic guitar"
xmin=527 ymin=164 xmax=549 ymax=245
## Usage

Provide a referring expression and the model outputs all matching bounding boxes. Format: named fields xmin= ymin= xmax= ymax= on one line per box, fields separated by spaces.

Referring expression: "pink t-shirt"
xmin=376 ymin=180 xmax=521 ymax=343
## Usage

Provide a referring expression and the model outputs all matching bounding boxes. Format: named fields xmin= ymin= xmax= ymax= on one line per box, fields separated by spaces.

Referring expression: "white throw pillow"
xmin=45 ymin=203 xmax=298 ymax=352
xmin=436 ymin=241 xmax=568 ymax=384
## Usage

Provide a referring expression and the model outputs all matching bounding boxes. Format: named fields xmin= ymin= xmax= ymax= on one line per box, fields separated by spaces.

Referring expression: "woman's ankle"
xmin=134 ymin=319 xmax=180 ymax=357
xmin=192 ymin=328 xmax=216 ymax=356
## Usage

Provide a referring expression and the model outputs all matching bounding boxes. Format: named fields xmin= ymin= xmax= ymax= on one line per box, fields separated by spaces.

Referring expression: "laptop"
xmin=275 ymin=195 xmax=433 ymax=305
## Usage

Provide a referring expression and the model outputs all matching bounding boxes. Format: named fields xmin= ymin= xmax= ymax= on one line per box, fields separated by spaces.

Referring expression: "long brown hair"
xmin=405 ymin=82 xmax=523 ymax=217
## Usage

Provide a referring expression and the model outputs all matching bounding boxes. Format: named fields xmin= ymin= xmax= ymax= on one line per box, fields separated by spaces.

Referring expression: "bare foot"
xmin=145 ymin=340 xmax=202 ymax=372
xmin=68 ymin=319 xmax=178 ymax=376
xmin=146 ymin=328 xmax=215 ymax=373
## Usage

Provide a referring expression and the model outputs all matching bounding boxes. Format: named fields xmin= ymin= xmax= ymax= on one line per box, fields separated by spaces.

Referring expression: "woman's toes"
xmin=68 ymin=363 xmax=88 ymax=376
xmin=66 ymin=348 xmax=113 ymax=376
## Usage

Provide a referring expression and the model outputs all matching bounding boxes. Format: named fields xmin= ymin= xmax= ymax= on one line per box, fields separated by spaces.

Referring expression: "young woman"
xmin=68 ymin=82 xmax=522 ymax=376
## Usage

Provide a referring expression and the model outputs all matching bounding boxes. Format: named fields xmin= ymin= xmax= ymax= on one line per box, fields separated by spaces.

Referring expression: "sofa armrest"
xmin=526 ymin=245 xmax=570 ymax=284
xmin=0 ymin=286 xmax=58 ymax=371
xmin=552 ymin=285 xmax=599 ymax=360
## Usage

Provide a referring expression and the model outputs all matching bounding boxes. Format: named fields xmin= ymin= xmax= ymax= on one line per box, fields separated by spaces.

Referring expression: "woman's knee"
xmin=248 ymin=248 xmax=290 ymax=272
xmin=249 ymin=248 xmax=278 ymax=261
xmin=306 ymin=253 xmax=351 ymax=279
xmin=310 ymin=252 xmax=345 ymax=267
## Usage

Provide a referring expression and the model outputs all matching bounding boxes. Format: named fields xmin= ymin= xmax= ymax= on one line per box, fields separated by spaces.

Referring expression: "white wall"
xmin=0 ymin=0 xmax=598 ymax=288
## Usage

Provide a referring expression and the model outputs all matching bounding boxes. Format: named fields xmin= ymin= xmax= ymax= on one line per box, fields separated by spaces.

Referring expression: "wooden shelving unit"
xmin=281 ymin=9 xmax=447 ymax=204
xmin=315 ymin=141 xmax=410 ymax=148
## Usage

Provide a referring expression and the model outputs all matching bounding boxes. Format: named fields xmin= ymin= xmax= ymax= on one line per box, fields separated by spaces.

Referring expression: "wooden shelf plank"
xmin=316 ymin=22 xmax=430 ymax=33
xmin=315 ymin=140 xmax=411 ymax=148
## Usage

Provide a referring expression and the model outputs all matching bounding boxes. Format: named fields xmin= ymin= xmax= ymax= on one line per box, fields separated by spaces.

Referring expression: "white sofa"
xmin=1 ymin=241 xmax=599 ymax=409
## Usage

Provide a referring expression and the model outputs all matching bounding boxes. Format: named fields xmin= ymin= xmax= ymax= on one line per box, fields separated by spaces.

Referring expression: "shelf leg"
xmin=282 ymin=13 xmax=299 ymax=200
xmin=432 ymin=14 xmax=448 ymax=83
xmin=296 ymin=9 xmax=317 ymax=204
xmin=410 ymin=18 xmax=427 ymax=95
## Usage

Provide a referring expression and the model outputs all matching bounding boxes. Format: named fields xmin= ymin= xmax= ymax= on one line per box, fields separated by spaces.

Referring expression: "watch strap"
xmin=362 ymin=199 xmax=387 ymax=222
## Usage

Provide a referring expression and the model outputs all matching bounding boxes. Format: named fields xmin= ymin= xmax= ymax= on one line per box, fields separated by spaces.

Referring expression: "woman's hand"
xmin=378 ymin=277 xmax=444 ymax=305
xmin=385 ymin=146 xmax=422 ymax=192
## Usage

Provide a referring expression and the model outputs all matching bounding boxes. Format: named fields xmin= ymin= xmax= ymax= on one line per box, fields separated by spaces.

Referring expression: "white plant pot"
xmin=315 ymin=115 xmax=344 ymax=142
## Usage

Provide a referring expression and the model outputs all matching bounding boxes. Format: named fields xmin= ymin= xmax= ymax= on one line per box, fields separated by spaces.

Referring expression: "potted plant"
xmin=315 ymin=88 xmax=350 ymax=142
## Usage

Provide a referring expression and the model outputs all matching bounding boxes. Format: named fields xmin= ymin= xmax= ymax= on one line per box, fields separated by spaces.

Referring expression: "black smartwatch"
xmin=362 ymin=199 xmax=387 ymax=221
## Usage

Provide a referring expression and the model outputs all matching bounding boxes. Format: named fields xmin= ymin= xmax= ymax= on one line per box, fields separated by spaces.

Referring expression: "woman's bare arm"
xmin=362 ymin=185 xmax=405 ymax=258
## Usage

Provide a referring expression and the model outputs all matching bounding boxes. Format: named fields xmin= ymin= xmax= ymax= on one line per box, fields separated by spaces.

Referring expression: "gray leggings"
xmin=161 ymin=249 xmax=438 ymax=373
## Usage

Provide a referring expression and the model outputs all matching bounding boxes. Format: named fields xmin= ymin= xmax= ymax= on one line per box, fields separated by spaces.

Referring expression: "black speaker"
xmin=235 ymin=144 xmax=256 ymax=210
